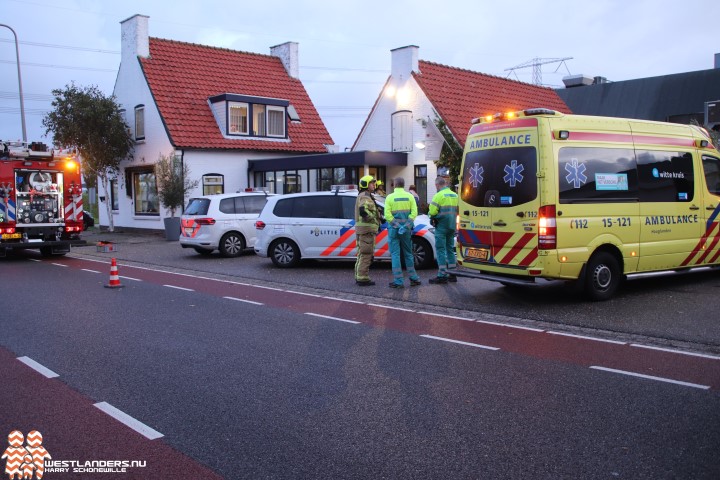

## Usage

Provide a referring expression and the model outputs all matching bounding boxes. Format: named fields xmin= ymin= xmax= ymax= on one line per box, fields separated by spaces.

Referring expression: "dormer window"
xmin=210 ymin=94 xmax=290 ymax=139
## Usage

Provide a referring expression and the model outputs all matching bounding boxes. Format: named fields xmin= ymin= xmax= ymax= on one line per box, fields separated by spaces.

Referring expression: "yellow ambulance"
xmin=455 ymin=109 xmax=720 ymax=300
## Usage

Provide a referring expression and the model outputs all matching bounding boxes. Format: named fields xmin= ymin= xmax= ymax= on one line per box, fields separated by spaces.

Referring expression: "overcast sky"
xmin=2 ymin=0 xmax=718 ymax=150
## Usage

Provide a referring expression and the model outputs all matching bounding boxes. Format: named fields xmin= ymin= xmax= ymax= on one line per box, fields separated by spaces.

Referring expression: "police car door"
xmin=293 ymin=195 xmax=345 ymax=258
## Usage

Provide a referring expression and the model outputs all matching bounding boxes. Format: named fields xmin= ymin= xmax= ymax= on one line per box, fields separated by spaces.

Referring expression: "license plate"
xmin=1 ymin=233 xmax=22 ymax=240
xmin=184 ymin=227 xmax=193 ymax=235
xmin=465 ymin=247 xmax=489 ymax=261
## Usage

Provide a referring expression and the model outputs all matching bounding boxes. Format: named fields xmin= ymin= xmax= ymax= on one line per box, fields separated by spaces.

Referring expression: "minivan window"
xmin=243 ymin=195 xmax=268 ymax=214
xmin=184 ymin=198 xmax=210 ymax=215
xmin=460 ymin=147 xmax=537 ymax=207
xmin=219 ymin=197 xmax=238 ymax=214
xmin=558 ymin=147 xmax=638 ymax=203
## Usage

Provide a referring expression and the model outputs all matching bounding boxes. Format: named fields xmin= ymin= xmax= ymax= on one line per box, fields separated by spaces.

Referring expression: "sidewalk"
xmin=81 ymin=227 xmax=167 ymax=245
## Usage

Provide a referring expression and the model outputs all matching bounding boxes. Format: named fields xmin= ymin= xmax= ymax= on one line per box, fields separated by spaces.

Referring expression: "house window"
xmin=203 ymin=174 xmax=224 ymax=195
xmin=267 ymin=106 xmax=286 ymax=137
xmin=392 ymin=110 xmax=413 ymax=152
xmin=253 ymin=104 xmax=266 ymax=136
xmin=414 ymin=165 xmax=427 ymax=207
xmin=134 ymin=105 xmax=145 ymax=141
xmin=133 ymin=170 xmax=158 ymax=216
xmin=229 ymin=103 xmax=248 ymax=135
xmin=110 ymin=179 xmax=119 ymax=211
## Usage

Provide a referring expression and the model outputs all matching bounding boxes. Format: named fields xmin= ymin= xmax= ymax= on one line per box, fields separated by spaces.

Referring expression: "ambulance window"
xmin=702 ymin=155 xmax=720 ymax=196
xmin=637 ymin=150 xmax=694 ymax=202
xmin=558 ymin=147 xmax=638 ymax=203
xmin=460 ymin=147 xmax=537 ymax=207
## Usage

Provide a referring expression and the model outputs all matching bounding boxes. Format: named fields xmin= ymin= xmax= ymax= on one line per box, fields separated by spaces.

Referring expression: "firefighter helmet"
xmin=359 ymin=175 xmax=376 ymax=189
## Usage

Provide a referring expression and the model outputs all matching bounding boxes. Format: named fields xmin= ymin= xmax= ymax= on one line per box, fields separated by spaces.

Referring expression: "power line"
xmin=0 ymin=59 xmax=116 ymax=72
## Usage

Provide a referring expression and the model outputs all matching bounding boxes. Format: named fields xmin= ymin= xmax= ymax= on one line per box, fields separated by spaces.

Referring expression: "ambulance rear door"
xmin=458 ymin=118 xmax=540 ymax=270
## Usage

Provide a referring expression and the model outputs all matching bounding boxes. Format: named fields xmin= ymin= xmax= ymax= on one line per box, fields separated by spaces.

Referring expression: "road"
xmin=2 ymin=251 xmax=720 ymax=479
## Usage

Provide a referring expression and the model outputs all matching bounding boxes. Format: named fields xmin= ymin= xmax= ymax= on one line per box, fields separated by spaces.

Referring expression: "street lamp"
xmin=0 ymin=23 xmax=27 ymax=143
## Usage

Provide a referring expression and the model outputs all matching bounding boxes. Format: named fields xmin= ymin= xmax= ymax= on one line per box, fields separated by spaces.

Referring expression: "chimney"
xmin=120 ymin=14 xmax=150 ymax=62
xmin=271 ymin=42 xmax=299 ymax=79
xmin=391 ymin=45 xmax=419 ymax=81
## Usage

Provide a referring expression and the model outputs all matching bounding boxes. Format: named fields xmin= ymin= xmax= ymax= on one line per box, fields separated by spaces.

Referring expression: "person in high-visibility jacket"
xmin=428 ymin=176 xmax=459 ymax=284
xmin=384 ymin=177 xmax=422 ymax=288
xmin=354 ymin=175 xmax=382 ymax=286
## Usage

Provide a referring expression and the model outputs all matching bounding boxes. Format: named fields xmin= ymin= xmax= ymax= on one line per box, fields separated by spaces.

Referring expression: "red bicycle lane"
xmin=61 ymin=256 xmax=720 ymax=392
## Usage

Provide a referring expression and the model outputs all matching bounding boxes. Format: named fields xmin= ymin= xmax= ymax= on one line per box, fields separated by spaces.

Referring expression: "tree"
xmin=43 ymin=83 xmax=133 ymax=232
xmin=433 ymin=118 xmax=463 ymax=188
xmin=154 ymin=152 xmax=198 ymax=217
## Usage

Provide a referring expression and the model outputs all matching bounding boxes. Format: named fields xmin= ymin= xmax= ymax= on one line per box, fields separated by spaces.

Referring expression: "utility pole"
xmin=505 ymin=57 xmax=573 ymax=86
xmin=0 ymin=24 xmax=27 ymax=143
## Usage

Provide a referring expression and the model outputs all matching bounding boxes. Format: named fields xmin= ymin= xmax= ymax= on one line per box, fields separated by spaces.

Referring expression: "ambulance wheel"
xmin=411 ymin=237 xmax=433 ymax=270
xmin=270 ymin=238 xmax=300 ymax=268
xmin=585 ymin=252 xmax=621 ymax=301
xmin=219 ymin=232 xmax=245 ymax=257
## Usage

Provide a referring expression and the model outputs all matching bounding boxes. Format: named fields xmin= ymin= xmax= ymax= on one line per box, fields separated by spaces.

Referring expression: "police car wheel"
xmin=219 ymin=232 xmax=245 ymax=258
xmin=411 ymin=237 xmax=434 ymax=270
xmin=270 ymin=239 xmax=300 ymax=268
xmin=585 ymin=251 xmax=620 ymax=301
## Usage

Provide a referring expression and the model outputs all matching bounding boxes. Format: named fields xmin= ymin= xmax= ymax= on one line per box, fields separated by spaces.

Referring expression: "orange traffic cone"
xmin=104 ymin=258 xmax=125 ymax=289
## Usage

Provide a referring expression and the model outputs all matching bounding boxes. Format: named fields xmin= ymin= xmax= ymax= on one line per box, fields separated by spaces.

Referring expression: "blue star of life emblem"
xmin=565 ymin=158 xmax=587 ymax=189
xmin=468 ymin=163 xmax=484 ymax=188
xmin=503 ymin=160 xmax=524 ymax=187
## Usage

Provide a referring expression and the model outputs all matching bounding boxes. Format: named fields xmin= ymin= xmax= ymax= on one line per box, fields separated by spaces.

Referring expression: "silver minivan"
xmin=180 ymin=192 xmax=274 ymax=257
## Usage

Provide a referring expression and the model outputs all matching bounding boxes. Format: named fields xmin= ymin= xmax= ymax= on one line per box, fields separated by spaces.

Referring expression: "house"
xmin=556 ymin=55 xmax=720 ymax=130
xmin=352 ymin=45 xmax=570 ymax=204
xmin=106 ymin=14 xmax=334 ymax=230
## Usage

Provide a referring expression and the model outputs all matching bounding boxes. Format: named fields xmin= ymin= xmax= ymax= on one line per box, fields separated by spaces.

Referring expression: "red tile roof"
xmin=413 ymin=60 xmax=571 ymax=146
xmin=140 ymin=38 xmax=333 ymax=152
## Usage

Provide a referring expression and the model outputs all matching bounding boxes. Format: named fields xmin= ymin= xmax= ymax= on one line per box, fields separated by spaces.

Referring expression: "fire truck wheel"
xmin=584 ymin=251 xmax=621 ymax=301
xmin=219 ymin=232 xmax=245 ymax=258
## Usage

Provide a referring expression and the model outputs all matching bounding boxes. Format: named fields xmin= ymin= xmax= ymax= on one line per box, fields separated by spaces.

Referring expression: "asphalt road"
xmin=72 ymin=229 xmax=720 ymax=354
xmin=2 ymin=255 xmax=719 ymax=479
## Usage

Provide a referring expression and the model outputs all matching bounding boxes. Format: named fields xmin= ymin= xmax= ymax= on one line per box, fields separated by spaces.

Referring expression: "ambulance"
xmin=455 ymin=109 xmax=720 ymax=300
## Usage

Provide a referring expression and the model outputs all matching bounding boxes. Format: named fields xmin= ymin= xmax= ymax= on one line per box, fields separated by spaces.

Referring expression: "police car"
xmin=253 ymin=188 xmax=437 ymax=269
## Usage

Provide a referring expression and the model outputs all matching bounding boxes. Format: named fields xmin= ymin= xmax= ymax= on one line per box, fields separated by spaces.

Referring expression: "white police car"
xmin=253 ymin=189 xmax=437 ymax=269
xmin=180 ymin=192 xmax=274 ymax=257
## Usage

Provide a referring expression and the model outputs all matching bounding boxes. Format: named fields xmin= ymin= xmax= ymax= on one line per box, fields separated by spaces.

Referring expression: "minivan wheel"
xmin=219 ymin=232 xmax=245 ymax=258
xmin=270 ymin=238 xmax=300 ymax=268
xmin=584 ymin=251 xmax=621 ymax=301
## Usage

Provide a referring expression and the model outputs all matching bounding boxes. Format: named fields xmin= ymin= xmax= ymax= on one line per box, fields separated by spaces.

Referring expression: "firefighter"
xmin=428 ymin=175 xmax=459 ymax=284
xmin=354 ymin=175 xmax=381 ymax=286
xmin=384 ymin=177 xmax=422 ymax=288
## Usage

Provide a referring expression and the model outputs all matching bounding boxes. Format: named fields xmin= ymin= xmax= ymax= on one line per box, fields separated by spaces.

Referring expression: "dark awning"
xmin=248 ymin=150 xmax=407 ymax=172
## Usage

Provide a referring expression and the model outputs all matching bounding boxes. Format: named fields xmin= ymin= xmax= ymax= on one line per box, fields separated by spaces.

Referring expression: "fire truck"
xmin=0 ymin=140 xmax=86 ymax=257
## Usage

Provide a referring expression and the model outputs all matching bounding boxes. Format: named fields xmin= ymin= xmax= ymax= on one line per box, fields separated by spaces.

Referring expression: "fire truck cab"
xmin=0 ymin=140 xmax=86 ymax=257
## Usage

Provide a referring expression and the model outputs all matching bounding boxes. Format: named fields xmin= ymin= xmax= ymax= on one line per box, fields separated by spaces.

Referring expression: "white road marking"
xmin=590 ymin=366 xmax=710 ymax=390
xmin=547 ymin=331 xmax=626 ymax=344
xmin=51 ymin=263 xmax=68 ymax=267
xmin=94 ymin=402 xmax=164 ymax=439
xmin=17 ymin=356 xmax=59 ymax=378
xmin=368 ymin=303 xmax=415 ymax=312
xmin=476 ymin=319 xmax=544 ymax=332
xmin=420 ymin=334 xmax=500 ymax=351
xmin=223 ymin=296 xmax=263 ymax=305
xmin=630 ymin=344 xmax=720 ymax=360
xmin=81 ymin=268 xmax=102 ymax=273
xmin=119 ymin=276 xmax=142 ymax=281
xmin=305 ymin=313 xmax=360 ymax=324
xmin=416 ymin=311 xmax=475 ymax=322
xmin=163 ymin=284 xmax=194 ymax=291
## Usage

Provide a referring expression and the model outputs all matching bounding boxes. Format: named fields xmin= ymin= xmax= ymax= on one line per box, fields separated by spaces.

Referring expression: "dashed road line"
xmin=223 ymin=296 xmax=263 ymax=306
xmin=119 ymin=276 xmax=142 ymax=282
xmin=630 ymin=344 xmax=720 ymax=360
xmin=420 ymin=334 xmax=500 ymax=351
xmin=590 ymin=366 xmax=710 ymax=390
xmin=163 ymin=284 xmax=194 ymax=291
xmin=548 ymin=331 xmax=626 ymax=344
xmin=51 ymin=262 xmax=68 ymax=267
xmin=416 ymin=311 xmax=475 ymax=322
xmin=94 ymin=402 xmax=164 ymax=440
xmin=368 ymin=303 xmax=415 ymax=312
xmin=81 ymin=268 xmax=102 ymax=274
xmin=17 ymin=356 xmax=59 ymax=378
xmin=305 ymin=313 xmax=361 ymax=324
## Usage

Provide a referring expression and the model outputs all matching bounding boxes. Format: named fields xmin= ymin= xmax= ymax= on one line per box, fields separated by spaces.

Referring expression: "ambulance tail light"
xmin=194 ymin=218 xmax=216 ymax=226
xmin=255 ymin=220 xmax=266 ymax=230
xmin=538 ymin=205 xmax=557 ymax=250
